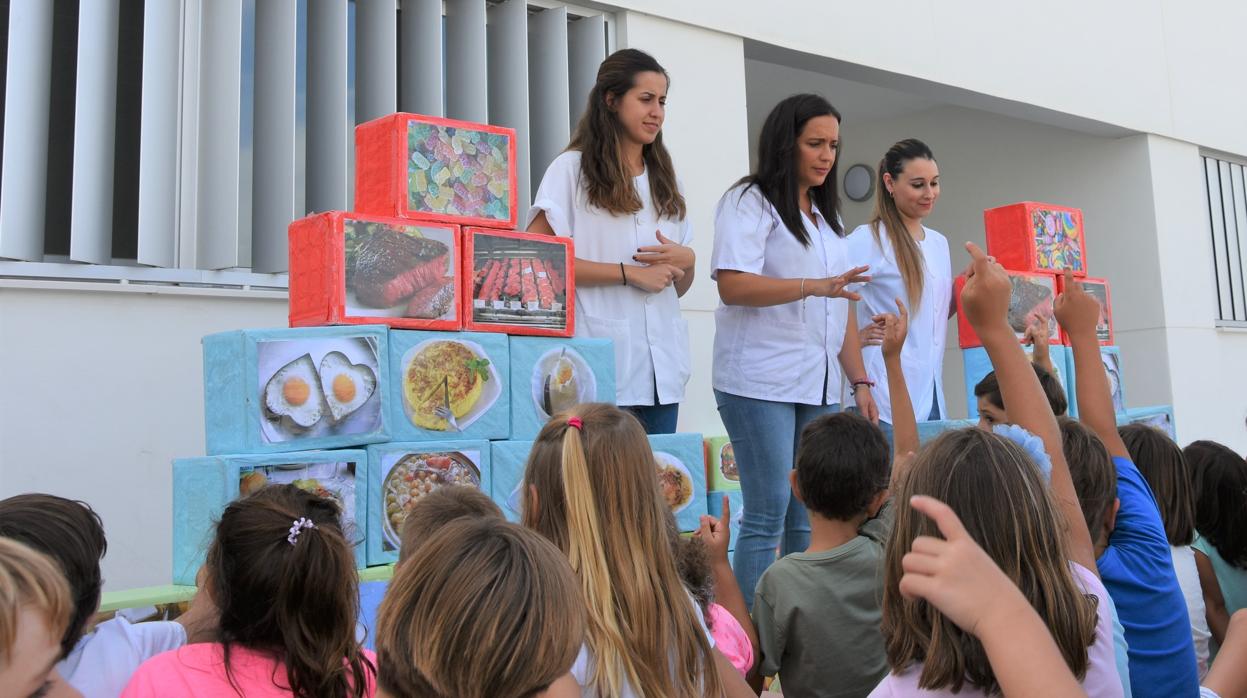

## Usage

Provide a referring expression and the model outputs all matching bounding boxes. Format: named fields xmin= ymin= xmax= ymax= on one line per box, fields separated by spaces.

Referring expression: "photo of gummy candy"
xmin=407 ymin=121 xmax=511 ymax=222
xmin=1030 ymin=208 xmax=1085 ymax=273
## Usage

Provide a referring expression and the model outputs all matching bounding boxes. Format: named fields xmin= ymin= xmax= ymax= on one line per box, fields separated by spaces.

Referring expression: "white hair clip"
xmin=287 ymin=517 xmax=316 ymax=545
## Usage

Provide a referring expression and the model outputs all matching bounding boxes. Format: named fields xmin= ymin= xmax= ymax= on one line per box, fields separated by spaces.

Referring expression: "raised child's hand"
xmin=899 ymin=495 xmax=1030 ymax=637
xmin=1053 ymin=269 xmax=1100 ymax=339
xmin=959 ymin=242 xmax=1012 ymax=332
xmin=879 ymin=298 xmax=909 ymax=360
xmin=695 ymin=496 xmax=732 ymax=564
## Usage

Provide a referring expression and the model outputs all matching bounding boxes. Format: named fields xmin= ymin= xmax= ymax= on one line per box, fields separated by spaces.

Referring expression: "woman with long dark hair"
xmin=846 ymin=139 xmax=952 ymax=438
xmin=710 ymin=94 xmax=875 ymax=605
xmin=527 ymin=49 xmax=694 ymax=434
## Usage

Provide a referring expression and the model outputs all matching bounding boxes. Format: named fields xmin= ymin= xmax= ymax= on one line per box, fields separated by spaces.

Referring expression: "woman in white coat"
xmin=528 ymin=49 xmax=695 ymax=434
xmin=847 ymin=139 xmax=952 ymax=439
xmin=711 ymin=94 xmax=875 ymax=606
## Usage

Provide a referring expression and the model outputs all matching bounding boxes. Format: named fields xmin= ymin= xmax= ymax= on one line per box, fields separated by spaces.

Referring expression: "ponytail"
xmin=869 ymin=138 xmax=935 ymax=309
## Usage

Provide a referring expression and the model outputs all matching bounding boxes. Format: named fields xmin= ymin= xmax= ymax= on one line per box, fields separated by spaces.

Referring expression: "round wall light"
xmin=844 ymin=163 xmax=874 ymax=202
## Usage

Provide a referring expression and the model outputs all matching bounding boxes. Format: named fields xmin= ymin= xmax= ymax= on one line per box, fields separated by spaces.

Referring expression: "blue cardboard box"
xmin=172 ymin=450 xmax=368 ymax=584
xmin=1065 ymin=345 xmax=1126 ymax=419
xmin=917 ymin=419 xmax=975 ymax=444
xmin=366 ymin=440 xmax=492 ymax=565
xmin=962 ymin=345 xmax=1073 ymax=419
xmin=489 ymin=440 xmax=535 ymax=523
xmin=388 ymin=330 xmax=510 ymax=441
xmin=508 ymin=336 xmax=615 ymax=439
xmin=1119 ymin=405 xmax=1175 ymax=441
xmin=706 ymin=489 xmax=744 ymax=553
xmin=202 ymin=326 xmax=390 ymax=455
xmin=649 ymin=433 xmax=708 ymax=532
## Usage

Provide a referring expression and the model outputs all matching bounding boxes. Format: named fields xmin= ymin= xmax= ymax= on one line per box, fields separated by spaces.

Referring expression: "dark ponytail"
xmin=206 ymin=485 xmax=373 ymax=698
xmin=739 ymin=93 xmax=844 ymax=246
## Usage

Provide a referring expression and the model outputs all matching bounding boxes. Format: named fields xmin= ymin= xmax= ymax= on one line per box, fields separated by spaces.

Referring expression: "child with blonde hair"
xmin=0 ymin=537 xmax=79 ymax=698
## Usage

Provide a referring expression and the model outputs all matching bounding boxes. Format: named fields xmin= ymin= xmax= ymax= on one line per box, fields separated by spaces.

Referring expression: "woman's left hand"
xmin=854 ymin=385 xmax=879 ymax=424
xmin=634 ymin=231 xmax=695 ymax=270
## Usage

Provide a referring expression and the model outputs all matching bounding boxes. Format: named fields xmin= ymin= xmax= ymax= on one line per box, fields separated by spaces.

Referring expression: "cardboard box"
xmin=984 ymin=202 xmax=1088 ymax=276
xmin=463 ymin=228 xmax=575 ymax=337
xmin=172 ymin=450 xmax=367 ymax=584
xmin=962 ymin=345 xmax=1073 ymax=419
xmin=704 ymin=436 xmax=741 ymax=492
xmin=203 ymin=326 xmax=390 ymax=455
xmin=288 ymin=211 xmax=462 ymax=331
xmin=367 ymin=441 xmax=491 ymax=565
xmin=649 ymin=433 xmax=709 ymax=532
xmin=1119 ymin=405 xmax=1176 ymax=441
xmin=354 ymin=113 xmax=517 ymax=228
xmin=388 ymin=330 xmax=510 ymax=441
xmin=1056 ymin=275 xmax=1114 ymax=345
xmin=1066 ymin=345 xmax=1127 ymax=418
xmin=490 ymin=440 xmax=535 ymax=523
xmin=706 ymin=489 xmax=744 ymax=554
xmin=917 ymin=419 xmax=976 ymax=444
xmin=508 ymin=336 xmax=615 ymax=439
xmin=954 ymin=272 xmax=1059 ymax=349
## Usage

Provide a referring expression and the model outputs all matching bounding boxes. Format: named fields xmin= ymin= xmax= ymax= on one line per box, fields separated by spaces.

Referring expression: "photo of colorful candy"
xmin=407 ymin=121 xmax=511 ymax=222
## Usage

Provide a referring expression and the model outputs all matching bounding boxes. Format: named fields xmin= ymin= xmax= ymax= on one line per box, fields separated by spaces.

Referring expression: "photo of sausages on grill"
xmin=470 ymin=235 xmax=568 ymax=329
xmin=343 ymin=219 xmax=457 ymax=321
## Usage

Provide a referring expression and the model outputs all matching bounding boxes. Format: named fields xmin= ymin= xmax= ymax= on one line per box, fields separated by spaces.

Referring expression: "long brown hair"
xmin=522 ymin=403 xmax=724 ymax=697
xmin=568 ymin=49 xmax=686 ymax=220
xmin=206 ymin=485 xmax=373 ymax=698
xmin=376 ymin=517 xmax=584 ymax=698
xmin=1184 ymin=440 xmax=1247 ymax=567
xmin=883 ymin=429 xmax=1099 ymax=693
xmin=870 ymin=138 xmax=935 ymax=308
xmin=0 ymin=537 xmax=72 ymax=663
xmin=1121 ymin=424 xmax=1194 ymax=546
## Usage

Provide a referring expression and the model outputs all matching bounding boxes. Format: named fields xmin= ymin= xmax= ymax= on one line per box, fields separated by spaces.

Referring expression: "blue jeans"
xmin=624 ymin=402 xmax=679 ymax=435
xmin=714 ymin=390 xmax=839 ymax=609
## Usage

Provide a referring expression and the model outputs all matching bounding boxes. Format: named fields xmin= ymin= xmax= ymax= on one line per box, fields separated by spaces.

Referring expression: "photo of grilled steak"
xmin=405 ymin=276 xmax=456 ymax=318
xmin=351 ymin=229 xmax=449 ymax=307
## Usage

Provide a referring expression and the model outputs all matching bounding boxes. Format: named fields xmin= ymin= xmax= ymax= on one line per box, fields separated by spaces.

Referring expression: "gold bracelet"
xmin=800 ymin=278 xmax=806 ymax=300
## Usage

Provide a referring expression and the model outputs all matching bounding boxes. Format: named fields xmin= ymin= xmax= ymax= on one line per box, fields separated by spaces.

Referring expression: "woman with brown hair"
xmin=527 ymin=49 xmax=694 ymax=434
xmin=375 ymin=517 xmax=584 ymax=698
xmin=122 ymin=485 xmax=375 ymax=698
xmin=522 ymin=403 xmax=753 ymax=697
xmin=847 ymin=139 xmax=952 ymax=440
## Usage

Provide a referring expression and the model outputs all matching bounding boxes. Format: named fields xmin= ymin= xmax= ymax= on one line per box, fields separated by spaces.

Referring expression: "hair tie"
xmin=567 ymin=417 xmax=583 ymax=431
xmin=287 ymin=517 xmax=316 ymax=545
xmin=992 ymin=424 xmax=1052 ymax=483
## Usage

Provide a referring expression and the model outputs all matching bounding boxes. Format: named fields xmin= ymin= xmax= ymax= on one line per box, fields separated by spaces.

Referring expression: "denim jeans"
xmin=624 ymin=402 xmax=679 ymax=435
xmin=714 ymin=389 xmax=839 ymax=609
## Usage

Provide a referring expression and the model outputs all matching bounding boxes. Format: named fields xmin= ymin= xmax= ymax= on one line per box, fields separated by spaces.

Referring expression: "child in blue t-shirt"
xmin=1055 ymin=272 xmax=1199 ymax=698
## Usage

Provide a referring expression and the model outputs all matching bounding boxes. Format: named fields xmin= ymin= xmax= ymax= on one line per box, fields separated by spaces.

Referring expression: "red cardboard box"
xmin=355 ymin=113 xmax=518 ymax=229
xmin=984 ymin=202 xmax=1088 ymax=276
xmin=954 ymin=271 xmax=1059 ymax=349
xmin=462 ymin=228 xmax=575 ymax=338
xmin=1057 ymin=275 xmax=1114 ymax=345
xmin=288 ymin=211 xmax=463 ymax=331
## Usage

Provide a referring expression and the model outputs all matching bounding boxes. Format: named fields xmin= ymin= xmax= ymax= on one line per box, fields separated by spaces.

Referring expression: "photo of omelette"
xmin=402 ymin=340 xmax=499 ymax=431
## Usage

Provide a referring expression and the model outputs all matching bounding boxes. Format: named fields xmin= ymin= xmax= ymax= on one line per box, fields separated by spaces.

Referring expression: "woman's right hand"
xmin=808 ymin=265 xmax=871 ymax=301
xmin=625 ymin=262 xmax=685 ymax=293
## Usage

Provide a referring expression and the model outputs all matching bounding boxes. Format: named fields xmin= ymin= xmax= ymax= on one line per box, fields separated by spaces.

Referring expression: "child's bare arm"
xmin=880 ymin=298 xmax=919 ymax=482
xmin=1055 ymin=270 xmax=1130 ymax=460
xmin=1196 ymin=548 xmax=1230 ymax=645
xmin=1025 ymin=317 xmax=1056 ymax=376
xmin=960 ymin=244 xmax=1096 ymax=572
xmin=696 ymin=500 xmax=760 ymax=674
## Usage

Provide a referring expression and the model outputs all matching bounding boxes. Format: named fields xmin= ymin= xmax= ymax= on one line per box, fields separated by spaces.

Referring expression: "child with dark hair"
xmin=1120 ymin=424 xmax=1211 ymax=675
xmin=0 ymin=494 xmax=213 ymax=698
xmin=397 ymin=486 xmax=503 ymax=564
xmin=1056 ymin=272 xmax=1199 ymax=697
xmin=122 ymin=485 xmax=375 ymax=698
xmin=737 ymin=298 xmax=912 ymax=697
xmin=1184 ymin=440 xmax=1247 ymax=653
xmin=973 ymin=363 xmax=1068 ymax=429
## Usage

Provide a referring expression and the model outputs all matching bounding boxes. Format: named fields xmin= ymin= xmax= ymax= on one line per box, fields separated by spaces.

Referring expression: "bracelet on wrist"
xmin=620 ymin=262 xmax=628 ymax=286
xmin=851 ymin=378 xmax=875 ymax=392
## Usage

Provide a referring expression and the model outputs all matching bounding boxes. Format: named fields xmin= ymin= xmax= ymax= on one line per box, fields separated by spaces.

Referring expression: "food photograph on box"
xmin=408 ymin=121 xmax=512 ymax=224
xmin=257 ymin=337 xmax=381 ymax=444
xmin=344 ymin=217 xmax=458 ymax=323
xmin=398 ymin=338 xmax=500 ymax=432
xmin=648 ymin=434 xmax=708 ymax=531
xmin=1082 ymin=279 xmax=1113 ymax=344
xmin=509 ymin=337 xmax=615 ymax=439
xmin=1030 ymin=206 xmax=1085 ymax=272
xmin=467 ymin=229 xmax=572 ymax=335
xmin=1007 ymin=274 xmax=1056 ymax=339
xmin=239 ymin=461 xmax=360 ymax=539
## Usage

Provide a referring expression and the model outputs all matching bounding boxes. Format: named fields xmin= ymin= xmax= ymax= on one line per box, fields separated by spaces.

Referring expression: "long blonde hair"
xmin=522 ymin=403 xmax=724 ymax=698
xmin=883 ymin=429 xmax=1099 ymax=693
xmin=870 ymin=138 xmax=935 ymax=309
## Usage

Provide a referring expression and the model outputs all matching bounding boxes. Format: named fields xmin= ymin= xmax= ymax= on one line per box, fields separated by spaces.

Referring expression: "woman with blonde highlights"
xmin=0 ymin=537 xmax=79 ymax=698
xmin=522 ymin=403 xmax=752 ymax=697
xmin=375 ymin=517 xmax=584 ymax=698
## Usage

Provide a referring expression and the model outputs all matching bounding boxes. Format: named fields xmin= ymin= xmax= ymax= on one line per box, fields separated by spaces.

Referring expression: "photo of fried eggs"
xmin=257 ymin=337 xmax=381 ymax=443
